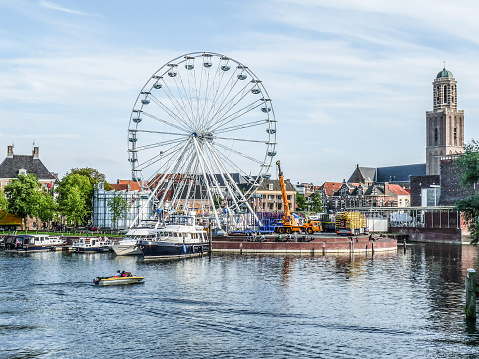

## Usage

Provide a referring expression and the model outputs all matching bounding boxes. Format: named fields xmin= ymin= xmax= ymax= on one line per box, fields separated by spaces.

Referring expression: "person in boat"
xmin=114 ymin=270 xmax=121 ymax=277
xmin=121 ymin=271 xmax=126 ymax=277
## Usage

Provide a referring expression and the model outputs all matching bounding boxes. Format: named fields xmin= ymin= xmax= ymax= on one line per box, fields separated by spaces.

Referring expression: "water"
xmin=1 ymin=244 xmax=479 ymax=358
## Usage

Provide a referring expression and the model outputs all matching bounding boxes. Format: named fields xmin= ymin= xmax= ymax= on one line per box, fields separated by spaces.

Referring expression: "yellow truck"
xmin=335 ymin=212 xmax=368 ymax=236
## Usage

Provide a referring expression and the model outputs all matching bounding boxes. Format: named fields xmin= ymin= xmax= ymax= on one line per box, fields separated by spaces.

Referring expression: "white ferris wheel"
xmin=128 ymin=52 xmax=277 ymax=228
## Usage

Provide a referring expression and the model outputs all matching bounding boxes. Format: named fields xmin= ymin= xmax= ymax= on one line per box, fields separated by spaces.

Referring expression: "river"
xmin=1 ymin=243 xmax=478 ymax=358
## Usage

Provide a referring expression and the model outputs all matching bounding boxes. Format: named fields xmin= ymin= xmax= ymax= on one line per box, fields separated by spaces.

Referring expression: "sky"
xmin=2 ymin=0 xmax=479 ymax=186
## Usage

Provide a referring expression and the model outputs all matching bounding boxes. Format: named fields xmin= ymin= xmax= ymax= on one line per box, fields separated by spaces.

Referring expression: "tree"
xmin=296 ymin=193 xmax=306 ymax=211
xmin=309 ymin=191 xmax=323 ymax=213
xmin=56 ymin=173 xmax=93 ymax=226
xmin=32 ymin=190 xmax=57 ymax=228
xmin=0 ymin=188 xmax=8 ymax=212
xmin=69 ymin=167 xmax=113 ymax=191
xmin=4 ymin=174 xmax=42 ymax=230
xmin=455 ymin=140 xmax=479 ymax=244
xmin=107 ymin=192 xmax=130 ymax=231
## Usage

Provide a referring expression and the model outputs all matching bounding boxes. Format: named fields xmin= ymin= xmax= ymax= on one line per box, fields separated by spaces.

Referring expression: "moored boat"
xmin=93 ymin=275 xmax=144 ymax=286
xmin=3 ymin=234 xmax=66 ymax=253
xmin=138 ymin=213 xmax=209 ymax=260
xmin=111 ymin=227 xmax=158 ymax=256
xmin=72 ymin=236 xmax=112 ymax=253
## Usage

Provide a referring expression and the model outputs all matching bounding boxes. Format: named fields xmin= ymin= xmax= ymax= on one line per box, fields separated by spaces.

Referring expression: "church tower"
xmin=426 ymin=68 xmax=464 ymax=175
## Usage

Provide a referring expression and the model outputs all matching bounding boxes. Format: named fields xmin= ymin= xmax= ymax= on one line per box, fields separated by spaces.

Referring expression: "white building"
xmin=92 ymin=181 xmax=154 ymax=230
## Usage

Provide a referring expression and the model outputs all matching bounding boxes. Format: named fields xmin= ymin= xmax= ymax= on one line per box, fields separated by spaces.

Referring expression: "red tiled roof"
xmin=320 ymin=182 xmax=343 ymax=196
xmin=388 ymin=184 xmax=410 ymax=196
xmin=112 ymin=180 xmax=144 ymax=192
xmin=110 ymin=183 xmax=128 ymax=191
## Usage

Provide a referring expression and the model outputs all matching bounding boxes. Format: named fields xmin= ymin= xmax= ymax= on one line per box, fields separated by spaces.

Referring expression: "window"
xmin=454 ymin=128 xmax=457 ymax=145
xmin=269 ymin=184 xmax=273 ymax=191
xmin=268 ymin=195 xmax=274 ymax=200
xmin=443 ymin=85 xmax=447 ymax=103
xmin=434 ymin=128 xmax=438 ymax=144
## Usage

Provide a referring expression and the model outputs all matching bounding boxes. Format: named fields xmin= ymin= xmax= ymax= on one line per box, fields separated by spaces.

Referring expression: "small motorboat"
xmin=93 ymin=275 xmax=144 ymax=286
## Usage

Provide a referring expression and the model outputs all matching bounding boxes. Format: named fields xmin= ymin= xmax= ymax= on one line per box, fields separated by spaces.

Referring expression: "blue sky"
xmin=1 ymin=0 xmax=479 ymax=185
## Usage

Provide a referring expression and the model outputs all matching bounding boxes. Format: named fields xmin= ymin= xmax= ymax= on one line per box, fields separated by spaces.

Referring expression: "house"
xmin=254 ymin=179 xmax=296 ymax=213
xmin=0 ymin=145 xmax=57 ymax=192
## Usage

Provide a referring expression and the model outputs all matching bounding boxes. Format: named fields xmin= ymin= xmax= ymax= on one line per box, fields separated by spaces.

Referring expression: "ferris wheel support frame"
xmin=192 ymin=137 xmax=221 ymax=227
xmin=130 ymin=137 xmax=192 ymax=228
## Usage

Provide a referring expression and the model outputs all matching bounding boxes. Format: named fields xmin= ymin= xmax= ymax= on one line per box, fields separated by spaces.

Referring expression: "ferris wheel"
xmin=128 ymin=52 xmax=277 ymax=228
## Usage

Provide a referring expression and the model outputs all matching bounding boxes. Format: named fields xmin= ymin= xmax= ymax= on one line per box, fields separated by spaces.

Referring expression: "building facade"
xmin=254 ymin=179 xmax=296 ymax=213
xmin=92 ymin=181 xmax=153 ymax=230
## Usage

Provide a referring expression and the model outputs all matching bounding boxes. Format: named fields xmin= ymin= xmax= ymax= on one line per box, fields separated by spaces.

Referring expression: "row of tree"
xmin=0 ymin=167 xmax=125 ymax=231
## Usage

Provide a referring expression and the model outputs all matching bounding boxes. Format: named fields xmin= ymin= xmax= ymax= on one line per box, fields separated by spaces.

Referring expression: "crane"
xmin=275 ymin=160 xmax=322 ymax=235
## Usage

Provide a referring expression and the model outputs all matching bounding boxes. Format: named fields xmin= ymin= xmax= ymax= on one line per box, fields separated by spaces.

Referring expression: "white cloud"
xmin=39 ymin=1 xmax=85 ymax=15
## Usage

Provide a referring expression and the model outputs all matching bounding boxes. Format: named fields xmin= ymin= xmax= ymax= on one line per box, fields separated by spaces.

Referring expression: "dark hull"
xmin=73 ymin=246 xmax=111 ymax=253
xmin=139 ymin=241 xmax=209 ymax=260
xmin=4 ymin=245 xmax=53 ymax=253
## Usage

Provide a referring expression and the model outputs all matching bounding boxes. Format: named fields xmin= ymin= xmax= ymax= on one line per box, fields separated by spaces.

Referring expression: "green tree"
xmin=69 ymin=167 xmax=113 ymax=191
xmin=4 ymin=174 xmax=42 ymax=230
xmin=56 ymin=173 xmax=93 ymax=226
xmin=0 ymin=188 xmax=8 ymax=212
xmin=32 ymin=190 xmax=57 ymax=228
xmin=107 ymin=192 xmax=130 ymax=231
xmin=455 ymin=140 xmax=479 ymax=244
xmin=309 ymin=191 xmax=323 ymax=213
xmin=296 ymin=193 xmax=306 ymax=211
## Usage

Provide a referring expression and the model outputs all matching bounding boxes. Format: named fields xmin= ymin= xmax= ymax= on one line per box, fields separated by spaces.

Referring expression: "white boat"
xmin=137 ymin=212 xmax=209 ymax=260
xmin=93 ymin=275 xmax=144 ymax=286
xmin=3 ymin=234 xmax=66 ymax=253
xmin=111 ymin=228 xmax=156 ymax=256
xmin=72 ymin=236 xmax=112 ymax=253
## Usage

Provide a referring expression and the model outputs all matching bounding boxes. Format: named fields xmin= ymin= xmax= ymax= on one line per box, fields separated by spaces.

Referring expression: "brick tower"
xmin=425 ymin=67 xmax=464 ymax=175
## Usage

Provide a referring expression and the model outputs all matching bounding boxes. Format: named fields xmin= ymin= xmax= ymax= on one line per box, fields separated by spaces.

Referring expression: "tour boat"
xmin=137 ymin=213 xmax=209 ymax=260
xmin=93 ymin=275 xmax=144 ymax=286
xmin=3 ymin=234 xmax=66 ymax=253
xmin=72 ymin=236 xmax=112 ymax=253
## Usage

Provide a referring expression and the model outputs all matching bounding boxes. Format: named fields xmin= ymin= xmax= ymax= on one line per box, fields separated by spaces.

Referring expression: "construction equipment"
xmin=335 ymin=211 xmax=368 ymax=236
xmin=274 ymin=160 xmax=322 ymax=234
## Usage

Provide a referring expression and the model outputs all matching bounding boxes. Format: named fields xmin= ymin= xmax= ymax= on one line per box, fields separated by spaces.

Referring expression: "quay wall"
xmin=212 ymin=238 xmax=397 ymax=255
xmin=388 ymin=227 xmax=463 ymax=243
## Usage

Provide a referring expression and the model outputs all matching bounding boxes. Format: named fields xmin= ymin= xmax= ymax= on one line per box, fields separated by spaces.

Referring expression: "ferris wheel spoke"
xmin=135 ymin=137 xmax=186 ymax=152
xmin=210 ymin=100 xmax=264 ymax=131
xmin=135 ymin=129 xmax=189 ymax=137
xmin=212 ymin=142 xmax=264 ymax=165
xmin=200 ymin=60 xmax=238 ymax=130
xmin=148 ymin=94 xmax=192 ymax=131
xmin=143 ymin=141 xmax=191 ymax=172
xmin=214 ymin=119 xmax=268 ymax=135
xmin=174 ymin=68 xmax=198 ymax=127
xmin=206 ymin=79 xmax=255 ymax=129
xmin=137 ymin=141 xmax=185 ymax=172
xmin=212 ymin=135 xmax=269 ymax=144
xmin=141 ymin=111 xmax=189 ymax=133
xmin=159 ymin=80 xmax=195 ymax=128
